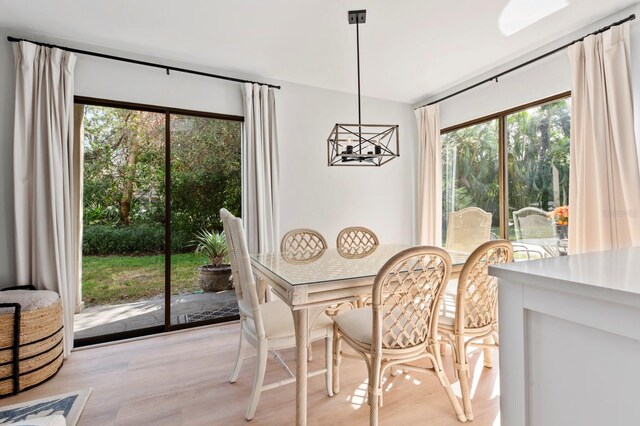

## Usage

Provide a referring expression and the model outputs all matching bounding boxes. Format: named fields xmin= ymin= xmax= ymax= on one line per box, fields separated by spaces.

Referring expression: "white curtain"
xmin=13 ymin=41 xmax=80 ymax=356
xmin=415 ymin=104 xmax=442 ymax=245
xmin=241 ymin=83 xmax=280 ymax=253
xmin=568 ymin=22 xmax=640 ymax=254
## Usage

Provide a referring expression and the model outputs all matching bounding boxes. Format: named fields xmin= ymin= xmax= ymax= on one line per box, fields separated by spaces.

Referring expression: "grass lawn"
xmin=82 ymin=252 xmax=207 ymax=306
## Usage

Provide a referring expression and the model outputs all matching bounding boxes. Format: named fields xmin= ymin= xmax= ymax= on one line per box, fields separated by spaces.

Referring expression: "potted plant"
xmin=548 ymin=205 xmax=569 ymax=239
xmin=193 ymin=229 xmax=232 ymax=292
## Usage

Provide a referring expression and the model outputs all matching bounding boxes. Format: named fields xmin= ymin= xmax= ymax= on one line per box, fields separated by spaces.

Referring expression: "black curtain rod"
xmin=6 ymin=36 xmax=281 ymax=89
xmin=416 ymin=13 xmax=635 ymax=109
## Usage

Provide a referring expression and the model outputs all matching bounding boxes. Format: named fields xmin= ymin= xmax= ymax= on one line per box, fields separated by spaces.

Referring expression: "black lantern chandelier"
xmin=327 ymin=10 xmax=399 ymax=167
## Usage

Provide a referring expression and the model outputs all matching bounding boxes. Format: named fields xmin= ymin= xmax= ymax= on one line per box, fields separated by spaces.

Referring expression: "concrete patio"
xmin=74 ymin=290 xmax=237 ymax=340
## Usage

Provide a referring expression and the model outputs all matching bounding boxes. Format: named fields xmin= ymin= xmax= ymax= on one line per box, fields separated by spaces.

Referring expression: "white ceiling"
xmin=0 ymin=0 xmax=637 ymax=103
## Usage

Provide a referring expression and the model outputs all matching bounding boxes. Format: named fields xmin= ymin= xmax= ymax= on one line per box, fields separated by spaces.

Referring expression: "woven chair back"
xmin=455 ymin=240 xmax=513 ymax=332
xmin=372 ymin=246 xmax=451 ymax=350
xmin=513 ymin=207 xmax=555 ymax=240
xmin=336 ymin=226 xmax=379 ymax=259
xmin=445 ymin=207 xmax=492 ymax=254
xmin=280 ymin=228 xmax=327 ymax=263
xmin=220 ymin=209 xmax=265 ymax=339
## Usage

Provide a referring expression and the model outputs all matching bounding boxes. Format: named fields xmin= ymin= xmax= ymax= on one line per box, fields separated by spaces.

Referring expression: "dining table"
xmin=250 ymin=243 xmax=470 ymax=426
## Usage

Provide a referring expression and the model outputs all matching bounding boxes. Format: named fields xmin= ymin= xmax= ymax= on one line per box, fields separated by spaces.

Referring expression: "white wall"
xmin=277 ymin=83 xmax=415 ymax=246
xmin=415 ymin=4 xmax=640 ymax=135
xmin=0 ymin=28 xmax=416 ymax=287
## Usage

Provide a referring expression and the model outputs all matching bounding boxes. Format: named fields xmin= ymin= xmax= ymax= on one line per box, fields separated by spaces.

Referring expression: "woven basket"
xmin=0 ymin=296 xmax=64 ymax=397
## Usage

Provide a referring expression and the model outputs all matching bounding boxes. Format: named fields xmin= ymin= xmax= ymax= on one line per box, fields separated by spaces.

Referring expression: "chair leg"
xmin=245 ymin=342 xmax=268 ymax=420
xmin=455 ymin=338 xmax=473 ymax=421
xmin=435 ymin=366 xmax=467 ymax=423
xmin=368 ymin=357 xmax=381 ymax=426
xmin=483 ymin=337 xmax=493 ymax=368
xmin=429 ymin=342 xmax=466 ymax=422
xmin=434 ymin=339 xmax=445 ymax=371
xmin=333 ymin=324 xmax=342 ymax=394
xmin=230 ymin=329 xmax=246 ymax=383
xmin=325 ymin=335 xmax=334 ymax=397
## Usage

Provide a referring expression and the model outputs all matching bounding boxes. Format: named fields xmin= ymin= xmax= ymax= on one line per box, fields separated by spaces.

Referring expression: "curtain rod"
xmin=416 ymin=13 xmax=635 ymax=109
xmin=6 ymin=36 xmax=281 ymax=89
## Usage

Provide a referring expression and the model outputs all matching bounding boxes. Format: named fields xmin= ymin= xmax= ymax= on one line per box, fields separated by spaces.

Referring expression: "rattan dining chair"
xmin=280 ymin=228 xmax=328 ymax=263
xmin=445 ymin=207 xmax=492 ymax=254
xmin=336 ymin=226 xmax=379 ymax=258
xmin=438 ymin=239 xmax=513 ymax=421
xmin=332 ymin=246 xmax=467 ymax=425
xmin=220 ymin=209 xmax=334 ymax=420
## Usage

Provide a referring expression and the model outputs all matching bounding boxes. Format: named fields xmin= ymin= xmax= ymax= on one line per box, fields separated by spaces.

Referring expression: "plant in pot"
xmin=548 ymin=205 xmax=569 ymax=240
xmin=193 ymin=229 xmax=232 ymax=292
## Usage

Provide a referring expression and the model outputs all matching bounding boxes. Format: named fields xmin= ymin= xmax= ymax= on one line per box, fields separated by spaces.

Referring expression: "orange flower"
xmin=550 ymin=205 xmax=569 ymax=225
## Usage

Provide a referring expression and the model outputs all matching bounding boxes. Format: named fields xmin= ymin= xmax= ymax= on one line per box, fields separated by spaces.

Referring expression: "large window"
xmin=75 ymin=98 xmax=242 ymax=345
xmin=441 ymin=94 xmax=571 ymax=258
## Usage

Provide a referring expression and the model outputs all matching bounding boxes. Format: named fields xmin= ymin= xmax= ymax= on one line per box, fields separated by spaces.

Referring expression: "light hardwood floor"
xmin=0 ymin=323 xmax=500 ymax=425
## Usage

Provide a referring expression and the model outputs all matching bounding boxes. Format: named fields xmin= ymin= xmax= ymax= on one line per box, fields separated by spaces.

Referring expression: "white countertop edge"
xmin=489 ymin=261 xmax=640 ymax=309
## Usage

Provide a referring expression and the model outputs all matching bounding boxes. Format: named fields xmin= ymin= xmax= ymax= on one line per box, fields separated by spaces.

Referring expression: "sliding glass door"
xmin=506 ymin=98 xmax=571 ymax=258
xmin=74 ymin=98 xmax=242 ymax=345
xmin=169 ymin=114 xmax=241 ymax=327
xmin=76 ymin=104 xmax=167 ymax=341
xmin=441 ymin=119 xmax=500 ymax=245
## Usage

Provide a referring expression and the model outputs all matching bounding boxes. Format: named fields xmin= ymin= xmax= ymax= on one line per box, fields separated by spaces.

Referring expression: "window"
xmin=76 ymin=98 xmax=242 ymax=345
xmin=442 ymin=119 xmax=499 ymax=246
xmin=441 ymin=94 xmax=570 ymax=258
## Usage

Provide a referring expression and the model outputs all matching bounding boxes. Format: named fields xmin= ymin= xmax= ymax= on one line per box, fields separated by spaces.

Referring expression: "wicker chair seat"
xmin=0 ymin=290 xmax=64 ymax=398
xmin=244 ymin=299 xmax=333 ymax=342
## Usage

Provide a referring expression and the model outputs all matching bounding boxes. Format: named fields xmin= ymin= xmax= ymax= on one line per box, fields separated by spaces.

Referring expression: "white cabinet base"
xmin=492 ymin=248 xmax=640 ymax=426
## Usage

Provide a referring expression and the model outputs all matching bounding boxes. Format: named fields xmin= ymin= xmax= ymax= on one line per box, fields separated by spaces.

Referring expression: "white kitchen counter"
xmin=489 ymin=247 xmax=640 ymax=426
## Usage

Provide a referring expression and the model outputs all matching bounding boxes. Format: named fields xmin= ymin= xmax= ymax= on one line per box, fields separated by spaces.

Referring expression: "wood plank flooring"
xmin=0 ymin=323 xmax=500 ymax=425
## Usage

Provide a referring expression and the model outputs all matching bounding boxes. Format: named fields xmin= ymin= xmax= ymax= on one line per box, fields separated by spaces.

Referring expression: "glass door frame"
xmin=440 ymin=91 xmax=571 ymax=240
xmin=74 ymin=96 xmax=244 ymax=347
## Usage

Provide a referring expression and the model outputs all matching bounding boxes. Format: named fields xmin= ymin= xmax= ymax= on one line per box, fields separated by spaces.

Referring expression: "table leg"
xmin=293 ymin=308 xmax=308 ymax=426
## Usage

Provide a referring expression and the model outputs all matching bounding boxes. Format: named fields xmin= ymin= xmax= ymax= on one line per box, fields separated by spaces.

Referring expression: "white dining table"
xmin=250 ymin=244 xmax=469 ymax=426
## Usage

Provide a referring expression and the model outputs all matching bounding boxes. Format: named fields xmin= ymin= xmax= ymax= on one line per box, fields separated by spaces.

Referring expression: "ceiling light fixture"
xmin=327 ymin=10 xmax=399 ymax=167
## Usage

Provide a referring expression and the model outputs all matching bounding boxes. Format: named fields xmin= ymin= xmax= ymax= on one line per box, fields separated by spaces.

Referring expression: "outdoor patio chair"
xmin=513 ymin=207 xmax=556 ymax=239
xmin=512 ymin=242 xmax=546 ymax=260
xmin=332 ymin=246 xmax=467 ymax=425
xmin=445 ymin=207 xmax=492 ymax=254
xmin=512 ymin=207 xmax=559 ymax=257
xmin=439 ymin=240 xmax=513 ymax=420
xmin=220 ymin=209 xmax=334 ymax=420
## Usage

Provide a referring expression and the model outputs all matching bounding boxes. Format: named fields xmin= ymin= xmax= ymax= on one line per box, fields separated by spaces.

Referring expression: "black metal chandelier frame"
xmin=327 ymin=10 xmax=399 ymax=167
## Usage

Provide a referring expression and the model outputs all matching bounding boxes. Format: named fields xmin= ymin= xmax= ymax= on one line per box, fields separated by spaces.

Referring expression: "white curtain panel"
xmin=414 ymin=104 xmax=443 ymax=245
xmin=13 ymin=41 xmax=80 ymax=356
xmin=241 ymin=83 xmax=280 ymax=253
xmin=568 ymin=22 xmax=640 ymax=254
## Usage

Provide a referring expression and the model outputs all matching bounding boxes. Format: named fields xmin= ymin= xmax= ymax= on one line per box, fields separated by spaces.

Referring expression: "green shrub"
xmin=83 ymin=224 xmax=195 ymax=255
xmin=171 ymin=229 xmax=194 ymax=254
